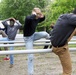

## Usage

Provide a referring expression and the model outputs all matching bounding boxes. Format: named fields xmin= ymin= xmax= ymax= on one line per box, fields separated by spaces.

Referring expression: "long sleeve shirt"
xmin=51 ymin=13 xmax=76 ymax=47
xmin=2 ymin=20 xmax=22 ymax=40
xmin=23 ymin=14 xmax=45 ymax=37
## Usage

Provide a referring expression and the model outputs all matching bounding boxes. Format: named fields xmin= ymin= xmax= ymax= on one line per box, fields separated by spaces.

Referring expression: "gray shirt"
xmin=51 ymin=13 xmax=76 ymax=47
xmin=2 ymin=20 xmax=22 ymax=40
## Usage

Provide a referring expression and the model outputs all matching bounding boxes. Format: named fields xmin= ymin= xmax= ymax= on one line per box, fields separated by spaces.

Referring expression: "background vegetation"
xmin=0 ymin=0 xmax=76 ymax=31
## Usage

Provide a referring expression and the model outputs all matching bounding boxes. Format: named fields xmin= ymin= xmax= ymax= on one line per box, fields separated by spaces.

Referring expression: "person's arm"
xmin=32 ymin=10 xmax=45 ymax=22
xmin=0 ymin=28 xmax=5 ymax=31
xmin=38 ymin=12 xmax=45 ymax=23
xmin=23 ymin=16 xmax=31 ymax=35
xmin=11 ymin=18 xmax=22 ymax=26
xmin=1 ymin=19 xmax=9 ymax=26
xmin=39 ymin=15 xmax=45 ymax=23
xmin=15 ymin=20 xmax=22 ymax=26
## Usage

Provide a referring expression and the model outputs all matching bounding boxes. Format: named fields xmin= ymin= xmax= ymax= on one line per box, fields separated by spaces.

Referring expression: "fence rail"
xmin=0 ymin=42 xmax=76 ymax=47
xmin=0 ymin=48 xmax=76 ymax=55
xmin=0 ymin=34 xmax=76 ymax=75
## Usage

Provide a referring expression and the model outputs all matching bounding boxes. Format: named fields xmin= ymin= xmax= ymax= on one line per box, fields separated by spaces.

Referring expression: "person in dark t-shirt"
xmin=50 ymin=8 xmax=76 ymax=75
xmin=23 ymin=7 xmax=50 ymax=75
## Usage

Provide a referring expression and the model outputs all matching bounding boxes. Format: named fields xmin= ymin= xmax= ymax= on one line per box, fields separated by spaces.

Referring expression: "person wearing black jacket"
xmin=50 ymin=8 xmax=76 ymax=75
xmin=43 ymin=23 xmax=54 ymax=49
xmin=23 ymin=8 xmax=50 ymax=75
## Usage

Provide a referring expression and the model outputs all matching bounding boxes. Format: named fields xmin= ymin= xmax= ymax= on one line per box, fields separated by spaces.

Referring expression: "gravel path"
xmin=0 ymin=52 xmax=76 ymax=75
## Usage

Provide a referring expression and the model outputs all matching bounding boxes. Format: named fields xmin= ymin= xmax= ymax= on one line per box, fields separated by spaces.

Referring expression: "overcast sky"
xmin=0 ymin=0 xmax=1 ymax=2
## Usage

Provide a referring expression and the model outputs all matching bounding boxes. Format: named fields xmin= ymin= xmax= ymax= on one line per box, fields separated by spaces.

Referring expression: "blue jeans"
xmin=0 ymin=37 xmax=8 ymax=41
xmin=24 ymin=31 xmax=50 ymax=75
xmin=8 ymin=39 xmax=14 ymax=65
xmin=0 ymin=37 xmax=14 ymax=65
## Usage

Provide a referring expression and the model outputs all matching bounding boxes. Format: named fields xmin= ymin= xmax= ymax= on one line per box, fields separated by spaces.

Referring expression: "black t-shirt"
xmin=50 ymin=13 xmax=76 ymax=47
xmin=23 ymin=14 xmax=45 ymax=37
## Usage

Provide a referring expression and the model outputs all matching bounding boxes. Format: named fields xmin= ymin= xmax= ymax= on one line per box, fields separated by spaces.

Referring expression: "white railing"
xmin=0 ymin=34 xmax=76 ymax=75
xmin=0 ymin=48 xmax=76 ymax=55
xmin=0 ymin=35 xmax=76 ymax=54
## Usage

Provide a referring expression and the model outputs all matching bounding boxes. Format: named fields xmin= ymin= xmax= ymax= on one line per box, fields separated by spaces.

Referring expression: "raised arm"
xmin=2 ymin=18 xmax=9 ymax=26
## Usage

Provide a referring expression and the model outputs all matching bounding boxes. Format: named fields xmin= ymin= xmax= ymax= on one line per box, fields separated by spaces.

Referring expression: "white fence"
xmin=0 ymin=34 xmax=76 ymax=75
xmin=0 ymin=34 xmax=76 ymax=55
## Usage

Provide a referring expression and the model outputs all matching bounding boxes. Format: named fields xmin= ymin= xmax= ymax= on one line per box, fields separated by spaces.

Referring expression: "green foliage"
xmin=0 ymin=0 xmax=76 ymax=31
xmin=41 ymin=0 xmax=76 ymax=31
xmin=0 ymin=0 xmax=47 ymax=25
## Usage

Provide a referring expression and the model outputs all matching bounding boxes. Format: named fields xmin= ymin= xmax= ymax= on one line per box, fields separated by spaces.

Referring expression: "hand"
xmin=32 ymin=11 xmax=37 ymax=15
xmin=36 ymin=12 xmax=44 ymax=18
xmin=39 ymin=13 xmax=44 ymax=18
xmin=12 ymin=18 xmax=16 ymax=21
xmin=9 ymin=18 xmax=16 ymax=22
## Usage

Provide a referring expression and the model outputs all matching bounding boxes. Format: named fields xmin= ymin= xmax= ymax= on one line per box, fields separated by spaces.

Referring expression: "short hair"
xmin=33 ymin=7 xmax=40 ymax=10
xmin=72 ymin=8 xmax=76 ymax=14
xmin=9 ymin=19 xmax=15 ymax=22
xmin=32 ymin=7 xmax=41 ymax=12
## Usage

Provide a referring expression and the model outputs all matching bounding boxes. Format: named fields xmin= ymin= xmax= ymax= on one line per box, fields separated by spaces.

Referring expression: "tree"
xmin=42 ymin=0 xmax=76 ymax=31
xmin=0 ymin=0 xmax=47 ymax=25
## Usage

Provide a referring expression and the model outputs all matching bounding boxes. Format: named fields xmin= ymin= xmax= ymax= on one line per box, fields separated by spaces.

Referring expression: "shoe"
xmin=3 ymin=57 xmax=10 ymax=60
xmin=50 ymin=45 xmax=52 ymax=48
xmin=9 ymin=64 xmax=13 ymax=68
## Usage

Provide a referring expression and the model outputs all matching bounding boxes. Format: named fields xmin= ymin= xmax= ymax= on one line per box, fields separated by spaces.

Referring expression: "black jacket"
xmin=23 ymin=14 xmax=45 ymax=37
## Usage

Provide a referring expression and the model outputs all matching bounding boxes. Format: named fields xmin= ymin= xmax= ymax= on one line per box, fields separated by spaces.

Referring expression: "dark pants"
xmin=43 ymin=42 xmax=52 ymax=49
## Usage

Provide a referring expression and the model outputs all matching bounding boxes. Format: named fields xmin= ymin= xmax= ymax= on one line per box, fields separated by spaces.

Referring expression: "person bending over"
xmin=50 ymin=8 xmax=76 ymax=75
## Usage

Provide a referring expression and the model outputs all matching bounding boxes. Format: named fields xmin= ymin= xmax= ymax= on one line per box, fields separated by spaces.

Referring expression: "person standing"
xmin=0 ymin=30 xmax=9 ymax=60
xmin=2 ymin=18 xmax=22 ymax=68
xmin=23 ymin=7 xmax=50 ymax=75
xmin=50 ymin=8 xmax=76 ymax=75
xmin=43 ymin=23 xmax=54 ymax=49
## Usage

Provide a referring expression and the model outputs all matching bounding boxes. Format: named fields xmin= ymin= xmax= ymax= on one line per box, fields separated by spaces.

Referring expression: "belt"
xmin=53 ymin=44 xmax=65 ymax=47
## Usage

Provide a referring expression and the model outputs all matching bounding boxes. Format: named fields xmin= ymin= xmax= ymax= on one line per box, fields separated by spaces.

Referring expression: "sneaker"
xmin=3 ymin=57 xmax=10 ymax=60
xmin=9 ymin=64 xmax=13 ymax=68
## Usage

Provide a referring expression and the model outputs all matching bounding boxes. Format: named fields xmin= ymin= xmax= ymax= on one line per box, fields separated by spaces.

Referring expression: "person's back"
xmin=51 ymin=13 xmax=76 ymax=47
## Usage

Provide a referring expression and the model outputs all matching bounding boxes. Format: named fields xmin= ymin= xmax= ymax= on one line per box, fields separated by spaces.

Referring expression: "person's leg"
xmin=24 ymin=36 xmax=34 ymax=75
xmin=0 ymin=30 xmax=7 ymax=37
xmin=9 ymin=45 xmax=14 ymax=68
xmin=3 ymin=46 xmax=9 ymax=60
xmin=52 ymin=45 xmax=72 ymax=75
xmin=0 ymin=30 xmax=9 ymax=60
xmin=8 ymin=39 xmax=14 ymax=68
xmin=43 ymin=41 xmax=49 ymax=49
xmin=0 ymin=30 xmax=8 ymax=52
xmin=33 ymin=31 xmax=50 ymax=49
xmin=33 ymin=31 xmax=50 ymax=41
xmin=49 ymin=44 xmax=52 ymax=48
xmin=0 ymin=37 xmax=8 ymax=41
xmin=0 ymin=48 xmax=1 ymax=51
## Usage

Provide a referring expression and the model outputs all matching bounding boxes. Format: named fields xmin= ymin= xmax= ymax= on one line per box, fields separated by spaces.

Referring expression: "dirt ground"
xmin=0 ymin=51 xmax=76 ymax=75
